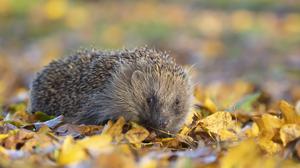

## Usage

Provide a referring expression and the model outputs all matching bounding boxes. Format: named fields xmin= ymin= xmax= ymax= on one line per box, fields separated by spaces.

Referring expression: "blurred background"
xmin=0 ymin=0 xmax=299 ymax=105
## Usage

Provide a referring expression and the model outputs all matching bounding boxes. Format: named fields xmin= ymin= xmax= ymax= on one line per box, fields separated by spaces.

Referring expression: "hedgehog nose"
xmin=158 ymin=119 xmax=168 ymax=128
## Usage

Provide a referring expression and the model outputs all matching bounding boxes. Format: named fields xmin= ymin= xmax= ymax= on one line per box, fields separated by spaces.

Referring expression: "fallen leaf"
xmin=280 ymin=124 xmax=300 ymax=146
xmin=279 ymin=100 xmax=300 ymax=124
xmin=125 ymin=122 xmax=149 ymax=144
xmin=0 ymin=134 xmax=8 ymax=141
xmin=219 ymin=129 xmax=238 ymax=141
xmin=244 ymin=122 xmax=259 ymax=138
xmin=220 ymin=139 xmax=277 ymax=168
xmin=175 ymin=134 xmax=197 ymax=148
xmin=254 ymin=114 xmax=283 ymax=140
xmin=2 ymin=129 xmax=34 ymax=150
xmin=228 ymin=92 xmax=261 ymax=112
xmin=102 ymin=117 xmax=126 ymax=142
xmin=32 ymin=112 xmax=54 ymax=122
xmin=57 ymin=136 xmax=87 ymax=165
xmin=77 ymin=134 xmax=112 ymax=155
xmin=55 ymin=123 xmax=103 ymax=137
xmin=55 ymin=124 xmax=84 ymax=138
xmin=204 ymin=97 xmax=218 ymax=113
xmin=95 ymin=149 xmax=137 ymax=168
xmin=34 ymin=115 xmax=64 ymax=130
xmin=139 ymin=156 xmax=158 ymax=168
xmin=199 ymin=111 xmax=238 ymax=141
xmin=258 ymin=138 xmax=282 ymax=154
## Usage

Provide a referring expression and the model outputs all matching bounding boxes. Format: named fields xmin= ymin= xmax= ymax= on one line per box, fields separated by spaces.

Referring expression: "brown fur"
xmin=28 ymin=47 xmax=193 ymax=134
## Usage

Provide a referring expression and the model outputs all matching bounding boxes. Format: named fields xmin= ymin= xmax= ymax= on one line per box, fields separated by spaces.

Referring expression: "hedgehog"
xmin=27 ymin=47 xmax=193 ymax=135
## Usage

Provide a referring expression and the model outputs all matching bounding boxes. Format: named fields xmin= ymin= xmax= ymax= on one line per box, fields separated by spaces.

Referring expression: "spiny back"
xmin=28 ymin=47 xmax=184 ymax=116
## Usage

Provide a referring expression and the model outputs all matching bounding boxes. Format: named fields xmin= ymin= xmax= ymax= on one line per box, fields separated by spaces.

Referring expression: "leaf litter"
xmin=0 ymin=82 xmax=299 ymax=168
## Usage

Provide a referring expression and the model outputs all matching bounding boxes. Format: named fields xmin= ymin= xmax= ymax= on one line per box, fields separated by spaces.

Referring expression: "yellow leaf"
xmin=184 ymin=107 xmax=196 ymax=125
xmin=193 ymin=85 xmax=204 ymax=101
xmin=280 ymin=124 xmax=300 ymax=146
xmin=255 ymin=114 xmax=283 ymax=140
xmin=220 ymin=139 xmax=276 ymax=168
xmin=58 ymin=136 xmax=87 ymax=165
xmin=101 ymin=120 xmax=113 ymax=134
xmin=102 ymin=117 xmax=126 ymax=142
xmin=179 ymin=125 xmax=190 ymax=135
xmin=0 ymin=145 xmax=8 ymax=156
xmin=139 ymin=158 xmax=158 ymax=168
xmin=258 ymin=138 xmax=282 ymax=154
xmin=44 ymin=0 xmax=68 ymax=20
xmin=125 ymin=122 xmax=149 ymax=144
xmin=245 ymin=122 xmax=259 ymax=138
xmin=175 ymin=134 xmax=195 ymax=147
xmin=0 ymin=134 xmax=8 ymax=141
xmin=93 ymin=143 xmax=136 ymax=168
xmin=219 ymin=129 xmax=238 ymax=141
xmin=77 ymin=134 xmax=112 ymax=154
xmin=279 ymin=100 xmax=300 ymax=124
xmin=200 ymin=111 xmax=237 ymax=136
xmin=117 ymin=144 xmax=133 ymax=156
xmin=204 ymin=97 xmax=218 ymax=113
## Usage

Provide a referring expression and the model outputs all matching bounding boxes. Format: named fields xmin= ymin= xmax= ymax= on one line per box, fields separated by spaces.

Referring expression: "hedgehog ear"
xmin=131 ymin=70 xmax=144 ymax=84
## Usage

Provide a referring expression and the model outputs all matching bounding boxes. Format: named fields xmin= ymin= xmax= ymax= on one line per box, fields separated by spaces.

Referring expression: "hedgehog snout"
xmin=139 ymin=117 xmax=169 ymax=130
xmin=158 ymin=119 xmax=169 ymax=128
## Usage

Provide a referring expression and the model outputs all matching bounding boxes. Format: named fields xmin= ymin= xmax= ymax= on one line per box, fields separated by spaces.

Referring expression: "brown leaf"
xmin=55 ymin=124 xmax=84 ymax=138
xmin=2 ymin=129 xmax=34 ymax=150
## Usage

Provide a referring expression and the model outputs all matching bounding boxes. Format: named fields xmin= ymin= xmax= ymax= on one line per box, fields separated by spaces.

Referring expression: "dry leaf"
xmin=204 ymin=97 xmax=218 ymax=113
xmin=3 ymin=129 xmax=35 ymax=150
xmin=199 ymin=111 xmax=238 ymax=141
xmin=221 ymin=139 xmax=277 ymax=168
xmin=77 ymin=134 xmax=112 ymax=155
xmin=125 ymin=122 xmax=149 ymax=144
xmin=57 ymin=136 xmax=87 ymax=165
xmin=244 ymin=122 xmax=259 ymax=138
xmin=280 ymin=124 xmax=300 ymax=146
xmin=0 ymin=134 xmax=8 ymax=142
xmin=102 ymin=117 xmax=126 ymax=142
xmin=258 ymin=138 xmax=282 ymax=154
xmin=254 ymin=114 xmax=283 ymax=140
xmin=279 ymin=100 xmax=300 ymax=124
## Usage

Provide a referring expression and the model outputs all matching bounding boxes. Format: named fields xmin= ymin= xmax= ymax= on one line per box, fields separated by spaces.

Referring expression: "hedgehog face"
xmin=108 ymin=57 xmax=192 ymax=137
xmin=129 ymin=69 xmax=192 ymax=136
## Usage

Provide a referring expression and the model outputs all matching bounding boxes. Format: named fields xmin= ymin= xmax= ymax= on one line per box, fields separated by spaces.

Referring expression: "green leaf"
xmin=34 ymin=111 xmax=55 ymax=122
xmin=9 ymin=103 xmax=27 ymax=113
xmin=228 ymin=92 xmax=261 ymax=112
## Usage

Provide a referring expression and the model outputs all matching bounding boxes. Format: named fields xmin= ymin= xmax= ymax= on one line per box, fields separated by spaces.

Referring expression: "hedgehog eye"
xmin=146 ymin=96 xmax=155 ymax=105
xmin=175 ymin=98 xmax=180 ymax=105
xmin=173 ymin=98 xmax=181 ymax=115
